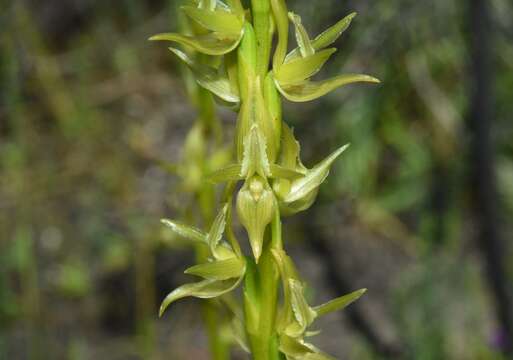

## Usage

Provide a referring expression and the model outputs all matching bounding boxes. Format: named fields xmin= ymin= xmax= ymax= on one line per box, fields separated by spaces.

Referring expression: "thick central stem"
xmin=244 ymin=212 xmax=282 ymax=360
xmin=242 ymin=2 xmax=282 ymax=358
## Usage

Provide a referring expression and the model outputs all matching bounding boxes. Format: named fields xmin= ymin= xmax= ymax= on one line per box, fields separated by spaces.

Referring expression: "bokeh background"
xmin=1 ymin=0 xmax=513 ymax=359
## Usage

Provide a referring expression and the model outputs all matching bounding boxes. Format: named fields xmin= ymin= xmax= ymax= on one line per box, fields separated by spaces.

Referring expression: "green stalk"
xmin=244 ymin=210 xmax=282 ymax=360
xmin=251 ymin=0 xmax=272 ymax=80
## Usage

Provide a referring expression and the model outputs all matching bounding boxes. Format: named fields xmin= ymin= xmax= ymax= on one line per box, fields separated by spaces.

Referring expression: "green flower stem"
xmin=251 ymin=0 xmax=272 ymax=80
xmin=244 ymin=210 xmax=282 ymax=360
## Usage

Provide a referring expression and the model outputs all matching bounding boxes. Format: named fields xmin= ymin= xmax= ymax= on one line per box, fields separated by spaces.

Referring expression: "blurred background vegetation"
xmin=1 ymin=0 xmax=512 ymax=359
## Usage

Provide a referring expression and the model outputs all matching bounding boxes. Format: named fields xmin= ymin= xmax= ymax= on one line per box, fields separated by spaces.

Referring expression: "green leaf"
xmin=149 ymin=32 xmax=242 ymax=56
xmin=169 ymin=47 xmax=240 ymax=103
xmin=160 ymin=219 xmax=207 ymax=244
xmin=276 ymin=73 xmax=380 ymax=102
xmin=275 ymin=48 xmax=336 ymax=86
xmin=288 ymin=12 xmax=314 ymax=58
xmin=182 ymin=6 xmax=244 ymax=35
xmin=314 ymin=288 xmax=366 ymax=317
xmin=240 ymin=125 xmax=272 ymax=178
xmin=284 ymin=144 xmax=350 ymax=203
xmin=185 ymin=257 xmax=246 ymax=280
xmin=207 ymin=164 xmax=243 ymax=183
xmin=159 ymin=277 xmax=241 ymax=316
xmin=286 ymin=12 xmax=357 ymax=62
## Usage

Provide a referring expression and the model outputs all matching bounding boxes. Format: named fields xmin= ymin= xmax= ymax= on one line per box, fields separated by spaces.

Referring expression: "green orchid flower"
xmin=271 ymin=11 xmax=380 ymax=102
xmin=150 ymin=0 xmax=245 ymax=56
xmin=159 ymin=203 xmax=246 ymax=316
xmin=272 ymin=249 xmax=367 ymax=360
xmin=273 ymin=124 xmax=350 ymax=216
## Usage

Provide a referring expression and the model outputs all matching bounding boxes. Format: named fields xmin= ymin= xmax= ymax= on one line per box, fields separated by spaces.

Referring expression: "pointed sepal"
xmin=159 ymin=277 xmax=242 ymax=317
xmin=149 ymin=32 xmax=242 ymax=56
xmin=276 ymin=74 xmax=380 ymax=102
xmin=185 ymin=257 xmax=246 ymax=280
xmin=313 ymin=288 xmax=367 ymax=317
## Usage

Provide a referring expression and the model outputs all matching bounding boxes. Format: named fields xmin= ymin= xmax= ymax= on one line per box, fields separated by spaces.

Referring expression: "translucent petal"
xmin=284 ymin=144 xmax=350 ymax=203
xmin=287 ymin=279 xmax=317 ymax=337
xmin=288 ymin=12 xmax=314 ymax=57
xmin=286 ymin=12 xmax=357 ymax=62
xmin=160 ymin=219 xmax=207 ymax=244
xmin=207 ymin=204 xmax=229 ymax=260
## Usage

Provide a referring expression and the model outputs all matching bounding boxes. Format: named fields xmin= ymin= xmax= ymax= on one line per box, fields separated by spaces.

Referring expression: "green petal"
xmin=284 ymin=144 xmax=350 ymax=203
xmin=149 ymin=32 xmax=242 ymax=56
xmin=276 ymin=74 xmax=380 ymax=102
xmin=207 ymin=164 xmax=243 ymax=183
xmin=181 ymin=6 xmax=244 ymax=35
xmin=269 ymin=164 xmax=304 ymax=180
xmin=240 ymin=125 xmax=272 ymax=179
xmin=159 ymin=277 xmax=242 ymax=316
xmin=313 ymin=288 xmax=366 ymax=317
xmin=275 ymin=48 xmax=336 ymax=86
xmin=160 ymin=219 xmax=207 ymax=244
xmin=286 ymin=12 xmax=357 ymax=62
xmin=185 ymin=257 xmax=246 ymax=280
xmin=288 ymin=12 xmax=315 ymax=57
xmin=278 ymin=124 xmax=307 ymax=172
xmin=169 ymin=47 xmax=240 ymax=103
